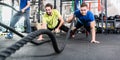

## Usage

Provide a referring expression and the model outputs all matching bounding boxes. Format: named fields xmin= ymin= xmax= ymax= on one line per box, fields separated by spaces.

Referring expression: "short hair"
xmin=45 ymin=3 xmax=53 ymax=9
xmin=80 ymin=2 xmax=88 ymax=7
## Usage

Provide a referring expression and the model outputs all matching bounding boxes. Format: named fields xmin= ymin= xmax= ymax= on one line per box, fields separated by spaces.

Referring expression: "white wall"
xmin=107 ymin=0 xmax=120 ymax=16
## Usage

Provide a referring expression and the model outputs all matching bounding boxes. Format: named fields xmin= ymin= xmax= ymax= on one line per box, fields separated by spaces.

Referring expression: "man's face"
xmin=80 ymin=6 xmax=88 ymax=16
xmin=45 ymin=7 xmax=52 ymax=15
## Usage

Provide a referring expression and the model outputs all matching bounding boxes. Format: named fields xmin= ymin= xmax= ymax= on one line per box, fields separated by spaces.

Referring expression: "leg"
xmin=6 ymin=12 xmax=22 ymax=39
xmin=10 ymin=12 xmax=22 ymax=31
xmin=24 ymin=11 xmax=31 ymax=33
xmin=84 ymin=26 xmax=91 ymax=37
xmin=70 ymin=21 xmax=83 ymax=38
xmin=59 ymin=25 xmax=69 ymax=32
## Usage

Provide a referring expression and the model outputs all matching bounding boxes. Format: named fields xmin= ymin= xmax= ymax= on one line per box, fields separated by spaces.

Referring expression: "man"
xmin=37 ymin=3 xmax=69 ymax=40
xmin=66 ymin=3 xmax=100 ymax=43
xmin=6 ymin=0 xmax=31 ymax=39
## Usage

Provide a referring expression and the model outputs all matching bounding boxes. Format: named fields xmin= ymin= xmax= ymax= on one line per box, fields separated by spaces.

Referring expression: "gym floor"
xmin=0 ymin=33 xmax=120 ymax=60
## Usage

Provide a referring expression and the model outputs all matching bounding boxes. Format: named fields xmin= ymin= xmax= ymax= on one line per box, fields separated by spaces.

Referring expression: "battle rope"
xmin=0 ymin=2 xmax=19 ymax=12
xmin=0 ymin=29 xmax=60 ymax=60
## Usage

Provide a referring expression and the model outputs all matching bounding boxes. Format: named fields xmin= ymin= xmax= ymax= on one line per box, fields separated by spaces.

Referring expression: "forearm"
xmin=41 ymin=23 xmax=47 ymax=29
xmin=57 ymin=19 xmax=64 ymax=29
xmin=90 ymin=21 xmax=99 ymax=43
xmin=17 ymin=0 xmax=19 ymax=5
xmin=91 ymin=26 xmax=96 ymax=41
xmin=66 ymin=14 xmax=75 ymax=23
xmin=22 ymin=1 xmax=30 ymax=10
xmin=66 ymin=18 xmax=72 ymax=23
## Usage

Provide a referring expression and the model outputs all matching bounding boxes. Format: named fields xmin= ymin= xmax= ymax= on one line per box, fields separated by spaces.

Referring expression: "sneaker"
xmin=5 ymin=33 xmax=13 ymax=39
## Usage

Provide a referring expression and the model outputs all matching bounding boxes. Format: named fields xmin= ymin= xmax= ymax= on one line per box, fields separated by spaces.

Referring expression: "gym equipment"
xmin=96 ymin=27 xmax=103 ymax=33
xmin=114 ymin=15 xmax=120 ymax=19
xmin=0 ymin=2 xmax=18 ymax=12
xmin=99 ymin=13 xmax=105 ymax=20
xmin=108 ymin=16 xmax=114 ymax=20
xmin=0 ymin=29 xmax=63 ymax=60
xmin=94 ymin=15 xmax=99 ymax=19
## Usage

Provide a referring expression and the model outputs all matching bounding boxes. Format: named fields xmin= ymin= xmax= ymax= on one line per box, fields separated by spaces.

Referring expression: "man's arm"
xmin=16 ymin=0 xmax=19 ymax=5
xmin=41 ymin=22 xmax=47 ymax=29
xmin=57 ymin=15 xmax=64 ymax=29
xmin=90 ymin=21 xmax=100 ymax=43
xmin=21 ymin=1 xmax=30 ymax=13
xmin=54 ymin=15 xmax=64 ymax=33
xmin=90 ymin=21 xmax=96 ymax=41
xmin=66 ymin=14 xmax=75 ymax=23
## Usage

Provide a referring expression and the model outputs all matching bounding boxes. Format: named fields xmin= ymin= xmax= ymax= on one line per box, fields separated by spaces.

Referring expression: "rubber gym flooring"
xmin=0 ymin=33 xmax=120 ymax=60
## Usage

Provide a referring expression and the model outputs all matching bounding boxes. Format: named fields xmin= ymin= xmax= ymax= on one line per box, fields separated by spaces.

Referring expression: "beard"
xmin=46 ymin=12 xmax=52 ymax=16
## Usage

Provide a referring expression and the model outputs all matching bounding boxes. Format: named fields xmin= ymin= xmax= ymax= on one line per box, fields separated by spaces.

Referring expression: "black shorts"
xmin=75 ymin=22 xmax=91 ymax=33
xmin=47 ymin=20 xmax=69 ymax=32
